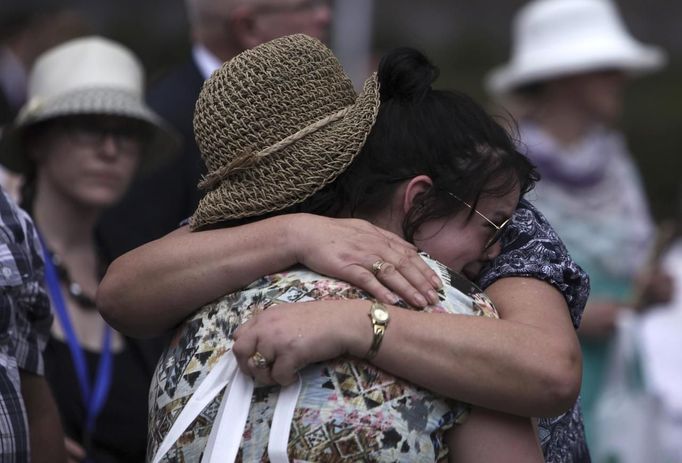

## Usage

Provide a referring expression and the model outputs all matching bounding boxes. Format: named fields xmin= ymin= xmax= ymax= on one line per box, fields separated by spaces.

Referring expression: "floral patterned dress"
xmin=147 ymin=254 xmax=497 ymax=463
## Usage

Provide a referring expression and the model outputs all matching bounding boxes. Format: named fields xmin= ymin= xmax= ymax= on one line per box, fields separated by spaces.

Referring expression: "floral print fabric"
xmin=148 ymin=254 xmax=497 ymax=463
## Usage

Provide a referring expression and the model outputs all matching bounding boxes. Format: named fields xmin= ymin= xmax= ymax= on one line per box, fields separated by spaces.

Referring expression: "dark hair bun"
xmin=378 ymin=47 xmax=439 ymax=103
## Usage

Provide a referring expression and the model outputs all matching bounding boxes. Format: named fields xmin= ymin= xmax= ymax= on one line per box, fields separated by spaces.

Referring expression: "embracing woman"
xmin=145 ymin=34 xmax=547 ymax=462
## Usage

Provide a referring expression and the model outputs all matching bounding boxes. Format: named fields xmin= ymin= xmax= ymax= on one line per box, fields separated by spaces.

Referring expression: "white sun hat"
xmin=0 ymin=35 xmax=178 ymax=174
xmin=486 ymin=0 xmax=667 ymax=95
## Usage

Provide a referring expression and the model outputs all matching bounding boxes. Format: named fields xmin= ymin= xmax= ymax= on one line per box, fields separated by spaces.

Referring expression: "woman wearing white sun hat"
xmin=486 ymin=0 xmax=671 ymax=454
xmin=0 ymin=36 xmax=178 ymax=462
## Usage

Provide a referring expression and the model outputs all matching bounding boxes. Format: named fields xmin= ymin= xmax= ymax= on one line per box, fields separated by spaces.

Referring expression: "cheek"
xmin=108 ymin=151 xmax=141 ymax=199
xmin=41 ymin=148 xmax=84 ymax=185
xmin=414 ymin=219 xmax=485 ymax=271
xmin=120 ymin=150 xmax=141 ymax=179
xmin=598 ymin=90 xmax=622 ymax=114
xmin=447 ymin=238 xmax=485 ymax=271
xmin=583 ymin=83 xmax=623 ymax=118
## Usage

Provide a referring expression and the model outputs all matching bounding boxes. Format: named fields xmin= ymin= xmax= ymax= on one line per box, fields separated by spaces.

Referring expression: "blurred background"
xmin=2 ymin=0 xmax=680 ymax=221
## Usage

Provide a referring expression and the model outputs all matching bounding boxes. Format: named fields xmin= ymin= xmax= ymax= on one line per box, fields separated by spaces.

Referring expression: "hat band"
xmin=198 ymin=104 xmax=351 ymax=191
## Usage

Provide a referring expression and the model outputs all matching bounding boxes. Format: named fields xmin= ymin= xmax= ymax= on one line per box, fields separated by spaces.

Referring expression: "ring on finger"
xmin=250 ymin=351 xmax=272 ymax=369
xmin=371 ymin=259 xmax=388 ymax=276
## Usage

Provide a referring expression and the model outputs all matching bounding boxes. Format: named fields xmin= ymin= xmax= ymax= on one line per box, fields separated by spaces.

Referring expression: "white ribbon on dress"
xmin=151 ymin=351 xmax=302 ymax=463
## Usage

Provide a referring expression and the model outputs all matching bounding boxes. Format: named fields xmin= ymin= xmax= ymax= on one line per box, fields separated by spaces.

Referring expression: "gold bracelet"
xmin=365 ymin=302 xmax=390 ymax=359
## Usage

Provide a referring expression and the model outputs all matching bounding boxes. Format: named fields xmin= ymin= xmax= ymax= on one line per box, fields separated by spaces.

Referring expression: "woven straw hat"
xmin=486 ymin=0 xmax=666 ymax=95
xmin=0 ymin=36 xmax=178 ymax=174
xmin=190 ymin=34 xmax=380 ymax=230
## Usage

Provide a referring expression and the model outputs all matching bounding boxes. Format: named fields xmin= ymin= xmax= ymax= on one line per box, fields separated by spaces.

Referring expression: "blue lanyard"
xmin=38 ymin=234 xmax=113 ymax=435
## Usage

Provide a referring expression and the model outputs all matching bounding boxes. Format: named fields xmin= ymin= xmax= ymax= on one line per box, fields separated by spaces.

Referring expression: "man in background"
xmin=99 ymin=0 xmax=332 ymax=258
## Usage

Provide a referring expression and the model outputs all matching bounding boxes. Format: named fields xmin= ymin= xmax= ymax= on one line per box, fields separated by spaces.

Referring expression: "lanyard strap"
xmin=86 ymin=326 xmax=113 ymax=432
xmin=38 ymin=234 xmax=113 ymax=434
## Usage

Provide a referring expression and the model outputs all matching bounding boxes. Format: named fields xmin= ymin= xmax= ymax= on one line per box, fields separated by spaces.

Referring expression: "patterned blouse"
xmin=148 ymin=254 xmax=497 ymax=463
xmin=478 ymin=199 xmax=592 ymax=463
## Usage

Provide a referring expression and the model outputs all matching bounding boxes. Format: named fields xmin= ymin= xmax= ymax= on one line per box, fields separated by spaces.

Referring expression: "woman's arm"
xmin=233 ymin=277 xmax=581 ymax=417
xmin=20 ymin=371 xmax=68 ymax=463
xmin=99 ymin=209 xmax=581 ymax=416
xmin=445 ymin=408 xmax=542 ymax=462
xmin=97 ymin=213 xmax=441 ymax=337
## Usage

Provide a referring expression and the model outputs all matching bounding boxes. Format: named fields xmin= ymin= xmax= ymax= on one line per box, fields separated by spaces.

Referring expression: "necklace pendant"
xmin=47 ymin=249 xmax=99 ymax=310
xmin=70 ymin=282 xmax=83 ymax=296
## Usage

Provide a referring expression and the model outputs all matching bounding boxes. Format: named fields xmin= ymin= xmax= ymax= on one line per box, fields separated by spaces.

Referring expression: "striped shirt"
xmin=0 ymin=188 xmax=52 ymax=462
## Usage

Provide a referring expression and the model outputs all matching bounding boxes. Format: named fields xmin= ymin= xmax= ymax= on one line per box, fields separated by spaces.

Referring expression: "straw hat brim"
xmin=189 ymin=74 xmax=380 ymax=230
xmin=487 ymin=43 xmax=666 ymax=95
xmin=0 ymin=87 xmax=179 ymax=174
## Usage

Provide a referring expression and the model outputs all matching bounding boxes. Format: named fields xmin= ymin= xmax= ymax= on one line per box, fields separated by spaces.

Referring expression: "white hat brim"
xmin=487 ymin=43 xmax=666 ymax=95
xmin=0 ymin=87 xmax=179 ymax=174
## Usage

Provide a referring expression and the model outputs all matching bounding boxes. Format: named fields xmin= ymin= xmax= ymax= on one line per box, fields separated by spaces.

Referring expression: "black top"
xmin=45 ymin=336 xmax=166 ymax=463
xmin=0 ymin=88 xmax=17 ymax=128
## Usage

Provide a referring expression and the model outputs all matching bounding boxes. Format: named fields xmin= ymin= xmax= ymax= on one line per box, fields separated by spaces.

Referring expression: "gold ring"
xmin=251 ymin=351 xmax=271 ymax=369
xmin=371 ymin=259 xmax=386 ymax=276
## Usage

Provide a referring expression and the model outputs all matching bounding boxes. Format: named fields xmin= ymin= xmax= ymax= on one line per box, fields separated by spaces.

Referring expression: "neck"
xmin=32 ymin=186 xmax=100 ymax=255
xmin=361 ymin=207 xmax=405 ymax=239
xmin=531 ymin=106 xmax=592 ymax=147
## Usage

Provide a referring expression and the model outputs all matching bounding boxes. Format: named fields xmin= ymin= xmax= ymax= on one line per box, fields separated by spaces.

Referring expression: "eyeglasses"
xmin=446 ymin=191 xmax=511 ymax=250
xmin=253 ymin=0 xmax=331 ymax=15
xmin=56 ymin=117 xmax=148 ymax=152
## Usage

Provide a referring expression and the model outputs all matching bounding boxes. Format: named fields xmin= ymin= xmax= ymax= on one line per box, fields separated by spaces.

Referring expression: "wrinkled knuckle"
xmin=257 ymin=373 xmax=276 ymax=386
xmin=295 ymin=349 xmax=310 ymax=366
xmin=395 ymin=254 xmax=412 ymax=270
xmin=272 ymin=371 xmax=295 ymax=386
xmin=356 ymin=271 xmax=377 ymax=287
xmin=270 ymin=371 xmax=285 ymax=385
xmin=285 ymin=331 xmax=301 ymax=352
xmin=380 ymin=262 xmax=396 ymax=276
xmin=270 ymin=324 xmax=286 ymax=341
xmin=337 ymin=250 xmax=354 ymax=264
xmin=232 ymin=341 xmax=249 ymax=357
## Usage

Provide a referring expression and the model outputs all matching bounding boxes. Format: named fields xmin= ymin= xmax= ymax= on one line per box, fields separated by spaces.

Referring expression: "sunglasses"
xmin=446 ymin=192 xmax=511 ymax=250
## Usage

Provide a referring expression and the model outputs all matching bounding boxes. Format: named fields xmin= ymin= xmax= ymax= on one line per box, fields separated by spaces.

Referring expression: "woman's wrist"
xmin=280 ymin=213 xmax=311 ymax=266
xmin=365 ymin=302 xmax=390 ymax=359
xmin=341 ymin=300 xmax=388 ymax=359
